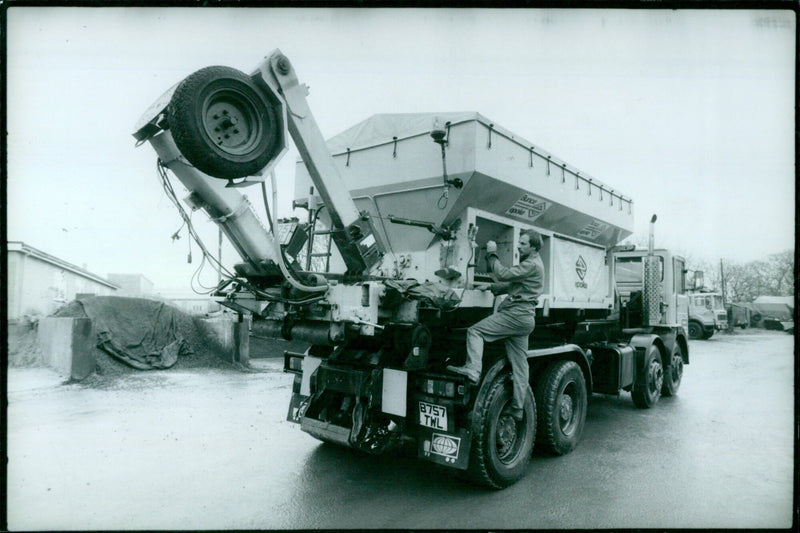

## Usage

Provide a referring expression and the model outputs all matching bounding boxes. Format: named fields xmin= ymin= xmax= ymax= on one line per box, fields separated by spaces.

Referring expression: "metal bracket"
xmin=213 ymin=197 xmax=250 ymax=223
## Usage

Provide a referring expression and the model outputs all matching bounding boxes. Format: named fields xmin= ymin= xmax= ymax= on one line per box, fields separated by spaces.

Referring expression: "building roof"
xmin=7 ymin=241 xmax=119 ymax=289
xmin=108 ymin=273 xmax=155 ymax=286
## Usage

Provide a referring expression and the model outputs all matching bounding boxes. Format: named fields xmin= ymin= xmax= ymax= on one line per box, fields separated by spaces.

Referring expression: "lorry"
xmin=687 ymin=291 xmax=728 ymax=339
xmin=132 ymin=50 xmax=689 ymax=488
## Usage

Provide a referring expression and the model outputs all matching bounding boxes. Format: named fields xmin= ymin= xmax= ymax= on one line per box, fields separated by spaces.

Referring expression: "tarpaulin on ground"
xmin=61 ymin=296 xmax=193 ymax=370
xmin=751 ymin=303 xmax=793 ymax=321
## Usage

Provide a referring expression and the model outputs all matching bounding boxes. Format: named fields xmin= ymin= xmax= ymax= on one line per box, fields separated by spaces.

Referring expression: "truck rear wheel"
xmin=687 ymin=320 xmax=703 ymax=340
xmin=632 ymin=345 xmax=663 ymax=408
xmin=661 ymin=343 xmax=684 ymax=397
xmin=168 ymin=66 xmax=282 ymax=179
xmin=468 ymin=373 xmax=536 ymax=489
xmin=534 ymin=361 xmax=587 ymax=455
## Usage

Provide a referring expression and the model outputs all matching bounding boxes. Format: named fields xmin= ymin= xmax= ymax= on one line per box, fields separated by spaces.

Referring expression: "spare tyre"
xmin=168 ymin=66 xmax=282 ymax=179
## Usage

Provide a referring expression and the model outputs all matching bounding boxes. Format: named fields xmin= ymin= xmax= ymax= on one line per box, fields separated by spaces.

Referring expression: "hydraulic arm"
xmin=134 ymin=49 xmax=384 ymax=282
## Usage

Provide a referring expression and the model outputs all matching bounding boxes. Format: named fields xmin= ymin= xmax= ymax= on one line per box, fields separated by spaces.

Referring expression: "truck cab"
xmin=611 ymin=248 xmax=689 ymax=330
xmin=687 ymin=292 xmax=727 ymax=339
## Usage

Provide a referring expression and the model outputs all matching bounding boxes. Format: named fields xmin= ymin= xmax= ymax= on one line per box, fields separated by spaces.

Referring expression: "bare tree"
xmin=718 ymin=250 xmax=794 ymax=303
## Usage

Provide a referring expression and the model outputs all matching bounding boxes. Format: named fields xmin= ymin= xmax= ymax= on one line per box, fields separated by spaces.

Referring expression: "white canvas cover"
xmin=552 ymin=238 xmax=608 ymax=303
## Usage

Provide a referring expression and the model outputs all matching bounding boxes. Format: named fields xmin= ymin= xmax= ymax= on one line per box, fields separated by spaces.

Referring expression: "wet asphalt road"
xmin=6 ymin=330 xmax=794 ymax=529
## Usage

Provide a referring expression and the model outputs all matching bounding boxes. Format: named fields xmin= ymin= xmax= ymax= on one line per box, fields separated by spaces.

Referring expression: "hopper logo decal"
xmin=506 ymin=194 xmax=549 ymax=221
xmin=575 ymin=255 xmax=588 ymax=289
xmin=575 ymin=256 xmax=587 ymax=280
xmin=430 ymin=433 xmax=461 ymax=463
xmin=577 ymin=220 xmax=609 ymax=240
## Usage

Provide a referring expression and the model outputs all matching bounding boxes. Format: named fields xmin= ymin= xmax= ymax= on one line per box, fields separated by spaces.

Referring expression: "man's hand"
xmin=485 ymin=240 xmax=499 ymax=271
xmin=472 ymin=282 xmax=491 ymax=291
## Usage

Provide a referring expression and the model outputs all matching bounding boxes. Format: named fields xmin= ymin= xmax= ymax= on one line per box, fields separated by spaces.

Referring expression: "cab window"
xmin=615 ymin=256 xmax=664 ymax=283
xmin=674 ymin=258 xmax=686 ymax=294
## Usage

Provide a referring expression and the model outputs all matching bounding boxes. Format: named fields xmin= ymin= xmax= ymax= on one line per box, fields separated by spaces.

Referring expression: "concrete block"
xmin=199 ymin=315 xmax=251 ymax=365
xmin=38 ymin=317 xmax=95 ymax=380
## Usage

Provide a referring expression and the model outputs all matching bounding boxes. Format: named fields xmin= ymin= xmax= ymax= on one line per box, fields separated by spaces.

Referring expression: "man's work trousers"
xmin=465 ymin=302 xmax=536 ymax=410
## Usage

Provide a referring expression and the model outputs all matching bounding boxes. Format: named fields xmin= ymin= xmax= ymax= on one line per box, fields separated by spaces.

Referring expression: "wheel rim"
xmin=688 ymin=323 xmax=700 ymax=338
xmin=670 ymin=355 xmax=683 ymax=383
xmin=558 ymin=382 xmax=580 ymax=435
xmin=495 ymin=405 xmax=527 ymax=464
xmin=648 ymin=359 xmax=664 ymax=395
xmin=202 ymin=88 xmax=264 ymax=156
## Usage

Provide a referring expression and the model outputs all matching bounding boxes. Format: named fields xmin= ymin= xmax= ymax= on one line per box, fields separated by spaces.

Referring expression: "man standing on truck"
xmin=447 ymin=229 xmax=544 ymax=421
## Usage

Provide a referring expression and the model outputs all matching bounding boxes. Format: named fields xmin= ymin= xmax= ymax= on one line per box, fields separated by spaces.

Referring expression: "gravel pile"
xmin=52 ymin=297 xmax=242 ymax=380
xmin=7 ymin=324 xmax=43 ymax=368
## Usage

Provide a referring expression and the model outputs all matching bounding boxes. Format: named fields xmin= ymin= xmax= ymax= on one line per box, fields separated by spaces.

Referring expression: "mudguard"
xmin=526 ymin=344 xmax=593 ymax=394
xmin=628 ymin=333 xmax=667 ymax=374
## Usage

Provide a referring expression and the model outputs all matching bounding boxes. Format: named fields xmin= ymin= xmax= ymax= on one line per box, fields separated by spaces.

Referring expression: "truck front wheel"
xmin=468 ymin=373 xmax=536 ymax=489
xmin=632 ymin=345 xmax=663 ymax=408
xmin=687 ymin=320 xmax=703 ymax=340
xmin=534 ymin=361 xmax=587 ymax=455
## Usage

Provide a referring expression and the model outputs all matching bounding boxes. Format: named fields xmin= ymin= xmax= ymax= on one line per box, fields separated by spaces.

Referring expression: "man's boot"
xmin=446 ymin=364 xmax=480 ymax=384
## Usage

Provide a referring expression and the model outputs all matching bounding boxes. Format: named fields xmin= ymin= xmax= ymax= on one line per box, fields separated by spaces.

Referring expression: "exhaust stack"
xmin=642 ymin=213 xmax=662 ymax=325
xmin=648 ymin=214 xmax=657 ymax=255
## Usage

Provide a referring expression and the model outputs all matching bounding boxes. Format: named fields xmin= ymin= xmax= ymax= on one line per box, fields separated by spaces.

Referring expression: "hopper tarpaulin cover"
xmin=70 ymin=296 xmax=193 ymax=369
xmin=553 ymin=238 xmax=608 ymax=303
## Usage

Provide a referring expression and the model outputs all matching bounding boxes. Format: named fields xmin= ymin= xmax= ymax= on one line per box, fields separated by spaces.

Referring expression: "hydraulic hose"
xmin=267 ymin=170 xmax=328 ymax=294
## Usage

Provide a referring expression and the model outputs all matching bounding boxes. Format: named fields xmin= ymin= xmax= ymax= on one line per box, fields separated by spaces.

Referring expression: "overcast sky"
xmin=6 ymin=8 xmax=795 ymax=291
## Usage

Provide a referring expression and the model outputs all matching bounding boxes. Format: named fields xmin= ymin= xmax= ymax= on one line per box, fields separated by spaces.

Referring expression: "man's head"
xmin=518 ymin=229 xmax=542 ymax=257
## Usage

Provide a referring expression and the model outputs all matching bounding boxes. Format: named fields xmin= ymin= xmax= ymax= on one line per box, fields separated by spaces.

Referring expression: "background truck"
xmin=133 ymin=50 xmax=689 ymax=488
xmin=687 ymin=291 xmax=728 ymax=339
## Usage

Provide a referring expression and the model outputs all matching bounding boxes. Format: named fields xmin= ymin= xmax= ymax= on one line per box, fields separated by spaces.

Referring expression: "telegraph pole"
xmin=720 ymin=258 xmax=729 ymax=332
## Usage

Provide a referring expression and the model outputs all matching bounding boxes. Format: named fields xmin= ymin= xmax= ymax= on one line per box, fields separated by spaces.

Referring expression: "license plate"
xmin=419 ymin=401 xmax=447 ymax=430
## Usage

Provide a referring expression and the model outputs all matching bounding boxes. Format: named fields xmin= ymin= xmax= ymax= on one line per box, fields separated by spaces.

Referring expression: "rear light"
xmin=284 ymin=352 xmax=304 ymax=374
xmin=420 ymin=378 xmax=459 ymax=398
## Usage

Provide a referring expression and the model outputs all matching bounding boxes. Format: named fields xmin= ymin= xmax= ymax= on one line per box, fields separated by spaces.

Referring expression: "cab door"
xmin=673 ymin=257 xmax=689 ymax=330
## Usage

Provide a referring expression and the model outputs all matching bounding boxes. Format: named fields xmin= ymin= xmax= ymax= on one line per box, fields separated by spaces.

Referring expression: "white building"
xmin=6 ymin=241 xmax=119 ymax=322
xmin=155 ymin=289 xmax=222 ymax=316
xmin=107 ymin=273 xmax=154 ymax=296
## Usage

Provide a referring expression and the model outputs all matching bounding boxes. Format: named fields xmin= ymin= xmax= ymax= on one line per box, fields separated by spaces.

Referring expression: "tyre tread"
xmin=534 ymin=361 xmax=586 ymax=455
xmin=632 ymin=345 xmax=662 ymax=408
xmin=468 ymin=378 xmax=507 ymax=489
xmin=168 ymin=66 xmax=277 ymax=179
xmin=467 ymin=375 xmax=535 ymax=489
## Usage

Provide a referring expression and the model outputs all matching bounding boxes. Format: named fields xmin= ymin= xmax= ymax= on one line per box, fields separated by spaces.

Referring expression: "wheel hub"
xmin=201 ymin=89 xmax=264 ymax=157
xmin=559 ymin=395 xmax=574 ymax=423
xmin=671 ymin=357 xmax=683 ymax=381
xmin=207 ymin=104 xmax=250 ymax=148
xmin=649 ymin=361 xmax=664 ymax=393
xmin=496 ymin=414 xmax=518 ymax=457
